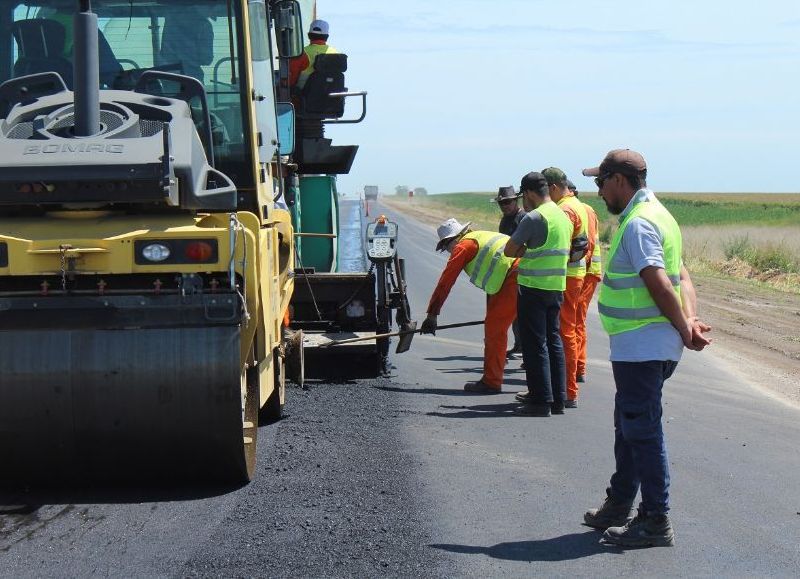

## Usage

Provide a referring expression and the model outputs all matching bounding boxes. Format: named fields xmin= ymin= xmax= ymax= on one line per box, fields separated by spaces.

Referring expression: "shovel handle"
xmin=320 ymin=320 xmax=484 ymax=347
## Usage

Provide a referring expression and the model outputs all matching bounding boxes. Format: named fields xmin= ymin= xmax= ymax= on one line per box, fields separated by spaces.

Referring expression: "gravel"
xmin=182 ymin=378 xmax=455 ymax=578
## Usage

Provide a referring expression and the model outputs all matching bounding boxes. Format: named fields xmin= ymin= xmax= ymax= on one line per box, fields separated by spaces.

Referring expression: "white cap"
xmin=309 ymin=19 xmax=329 ymax=35
xmin=435 ymin=218 xmax=471 ymax=251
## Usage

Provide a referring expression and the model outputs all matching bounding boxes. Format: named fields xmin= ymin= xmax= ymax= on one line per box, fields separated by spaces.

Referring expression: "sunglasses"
xmin=594 ymin=173 xmax=614 ymax=188
xmin=498 ymin=198 xmax=516 ymax=205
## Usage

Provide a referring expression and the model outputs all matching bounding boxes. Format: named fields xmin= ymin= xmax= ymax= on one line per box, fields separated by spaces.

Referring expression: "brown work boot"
xmin=601 ymin=506 xmax=675 ymax=548
xmin=584 ymin=488 xmax=635 ymax=530
xmin=464 ymin=380 xmax=501 ymax=394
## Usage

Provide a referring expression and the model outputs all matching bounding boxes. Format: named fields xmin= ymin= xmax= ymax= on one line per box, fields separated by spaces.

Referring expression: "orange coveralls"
xmin=576 ymin=204 xmax=600 ymax=380
xmin=558 ymin=196 xmax=585 ymax=402
xmin=427 ymin=238 xmax=519 ymax=389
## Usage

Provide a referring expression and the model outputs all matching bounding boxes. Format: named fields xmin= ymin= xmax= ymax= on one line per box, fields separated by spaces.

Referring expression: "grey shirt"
xmin=510 ymin=210 xmax=548 ymax=249
xmin=608 ymin=189 xmax=684 ymax=363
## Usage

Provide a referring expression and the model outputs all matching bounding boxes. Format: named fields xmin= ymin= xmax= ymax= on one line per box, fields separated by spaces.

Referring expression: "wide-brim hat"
xmin=435 ymin=218 xmax=471 ymax=251
xmin=491 ymin=185 xmax=521 ymax=203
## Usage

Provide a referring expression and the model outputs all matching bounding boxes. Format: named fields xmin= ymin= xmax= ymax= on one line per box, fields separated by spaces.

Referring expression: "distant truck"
xmin=364 ymin=185 xmax=379 ymax=200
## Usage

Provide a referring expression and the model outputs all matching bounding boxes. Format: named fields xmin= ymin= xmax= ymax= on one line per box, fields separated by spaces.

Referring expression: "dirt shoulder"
xmin=381 ymin=196 xmax=800 ymax=406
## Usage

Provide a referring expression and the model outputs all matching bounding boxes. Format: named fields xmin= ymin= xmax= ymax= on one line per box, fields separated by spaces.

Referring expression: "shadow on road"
xmin=0 ymin=481 xmax=245 ymax=512
xmin=376 ymin=385 xmax=463 ymax=396
xmin=430 ymin=531 xmax=620 ymax=561
xmin=424 ymin=355 xmax=484 ymax=362
xmin=427 ymin=402 xmax=519 ymax=418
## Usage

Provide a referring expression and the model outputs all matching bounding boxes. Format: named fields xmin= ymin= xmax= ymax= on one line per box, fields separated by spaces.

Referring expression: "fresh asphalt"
xmin=0 ymin=199 xmax=797 ymax=577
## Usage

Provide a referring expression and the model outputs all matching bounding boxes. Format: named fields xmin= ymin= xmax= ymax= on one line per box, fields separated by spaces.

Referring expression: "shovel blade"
xmin=395 ymin=321 xmax=417 ymax=354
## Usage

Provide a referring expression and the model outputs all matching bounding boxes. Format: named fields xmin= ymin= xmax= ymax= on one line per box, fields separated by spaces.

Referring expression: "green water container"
xmin=297 ymin=175 xmax=338 ymax=273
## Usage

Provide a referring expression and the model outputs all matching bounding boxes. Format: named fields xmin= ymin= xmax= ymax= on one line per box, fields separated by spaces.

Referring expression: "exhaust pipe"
xmin=73 ymin=0 xmax=100 ymax=136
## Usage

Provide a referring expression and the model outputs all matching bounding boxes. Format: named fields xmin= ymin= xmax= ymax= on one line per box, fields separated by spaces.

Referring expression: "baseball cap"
xmin=542 ymin=167 xmax=567 ymax=186
xmin=309 ymin=19 xmax=329 ymax=35
xmin=582 ymin=149 xmax=647 ymax=177
xmin=519 ymin=172 xmax=548 ymax=195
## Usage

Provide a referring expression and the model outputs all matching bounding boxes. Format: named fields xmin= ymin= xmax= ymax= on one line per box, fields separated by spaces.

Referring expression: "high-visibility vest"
xmin=462 ymin=231 xmax=515 ymax=295
xmin=517 ymin=201 xmax=572 ymax=291
xmin=297 ymin=43 xmax=338 ymax=89
xmin=583 ymin=202 xmax=603 ymax=278
xmin=557 ymin=194 xmax=589 ymax=279
xmin=598 ymin=199 xmax=682 ymax=335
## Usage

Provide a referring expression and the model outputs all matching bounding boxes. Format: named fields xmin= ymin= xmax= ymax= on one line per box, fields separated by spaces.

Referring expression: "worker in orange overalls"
xmin=420 ymin=218 xmax=519 ymax=393
xmin=542 ymin=168 xmax=589 ymax=407
xmin=568 ymin=180 xmax=602 ymax=384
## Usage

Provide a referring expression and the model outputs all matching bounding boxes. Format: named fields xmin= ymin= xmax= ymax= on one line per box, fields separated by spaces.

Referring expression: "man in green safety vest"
xmin=421 ymin=218 xmax=519 ymax=393
xmin=503 ymin=172 xmax=573 ymax=417
xmin=581 ymin=149 xmax=712 ymax=548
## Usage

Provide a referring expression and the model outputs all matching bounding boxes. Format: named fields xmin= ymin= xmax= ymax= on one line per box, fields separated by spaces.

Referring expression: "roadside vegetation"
xmin=382 ymin=192 xmax=800 ymax=294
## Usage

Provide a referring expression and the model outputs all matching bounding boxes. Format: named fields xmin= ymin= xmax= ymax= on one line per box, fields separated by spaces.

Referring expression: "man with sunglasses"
xmin=493 ymin=186 xmax=525 ymax=358
xmin=581 ymin=149 xmax=712 ymax=548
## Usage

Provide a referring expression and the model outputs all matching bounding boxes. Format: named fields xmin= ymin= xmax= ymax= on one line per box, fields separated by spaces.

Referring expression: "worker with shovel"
xmin=420 ymin=218 xmax=519 ymax=393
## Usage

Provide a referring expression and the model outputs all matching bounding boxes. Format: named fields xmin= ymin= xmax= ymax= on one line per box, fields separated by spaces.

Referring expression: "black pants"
xmin=517 ymin=285 xmax=566 ymax=404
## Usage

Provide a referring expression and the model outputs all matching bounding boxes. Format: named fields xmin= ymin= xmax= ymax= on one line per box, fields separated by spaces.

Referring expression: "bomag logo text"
xmin=23 ymin=144 xmax=124 ymax=154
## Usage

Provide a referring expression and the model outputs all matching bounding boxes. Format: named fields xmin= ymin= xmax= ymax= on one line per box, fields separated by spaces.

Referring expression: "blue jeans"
xmin=517 ymin=285 xmax=566 ymax=404
xmin=610 ymin=360 xmax=678 ymax=515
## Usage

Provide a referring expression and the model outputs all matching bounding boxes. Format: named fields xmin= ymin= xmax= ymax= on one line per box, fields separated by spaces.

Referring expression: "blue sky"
xmin=321 ymin=1 xmax=800 ymax=194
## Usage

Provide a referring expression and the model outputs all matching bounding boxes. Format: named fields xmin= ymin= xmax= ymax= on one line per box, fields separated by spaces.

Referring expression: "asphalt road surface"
xmin=1 ymin=199 xmax=798 ymax=577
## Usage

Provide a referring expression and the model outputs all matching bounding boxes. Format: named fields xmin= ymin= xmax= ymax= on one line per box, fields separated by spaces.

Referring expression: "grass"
xmin=389 ymin=191 xmax=800 ymax=286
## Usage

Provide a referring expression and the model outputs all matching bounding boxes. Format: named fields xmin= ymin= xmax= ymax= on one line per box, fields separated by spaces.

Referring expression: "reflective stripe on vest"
xmin=598 ymin=198 xmax=682 ymax=335
xmin=557 ymin=194 xmax=589 ymax=279
xmin=297 ymin=43 xmax=338 ymax=89
xmin=517 ymin=201 xmax=572 ymax=291
xmin=462 ymin=231 xmax=514 ymax=295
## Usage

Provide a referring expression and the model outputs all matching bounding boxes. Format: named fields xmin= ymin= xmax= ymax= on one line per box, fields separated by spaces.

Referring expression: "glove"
xmin=420 ymin=315 xmax=438 ymax=335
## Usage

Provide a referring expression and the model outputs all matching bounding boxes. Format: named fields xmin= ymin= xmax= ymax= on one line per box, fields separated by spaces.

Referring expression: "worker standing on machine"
xmin=493 ymin=186 xmax=525 ymax=359
xmin=289 ymin=19 xmax=338 ymax=90
xmin=569 ymin=179 xmax=602 ymax=385
xmin=420 ymin=218 xmax=518 ymax=394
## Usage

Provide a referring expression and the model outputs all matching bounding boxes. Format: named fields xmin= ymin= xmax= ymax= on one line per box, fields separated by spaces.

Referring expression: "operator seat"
xmin=299 ymin=53 xmax=347 ymax=118
xmin=11 ymin=19 xmax=74 ymax=88
xmin=159 ymin=15 xmax=214 ymax=83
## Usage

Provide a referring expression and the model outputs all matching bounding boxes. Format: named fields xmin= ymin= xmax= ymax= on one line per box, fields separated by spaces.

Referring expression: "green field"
xmin=412 ymin=192 xmax=800 ymax=227
xmin=387 ymin=192 xmax=800 ymax=285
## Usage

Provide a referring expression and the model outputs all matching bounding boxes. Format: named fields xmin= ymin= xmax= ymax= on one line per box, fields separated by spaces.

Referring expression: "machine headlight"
xmin=141 ymin=243 xmax=171 ymax=262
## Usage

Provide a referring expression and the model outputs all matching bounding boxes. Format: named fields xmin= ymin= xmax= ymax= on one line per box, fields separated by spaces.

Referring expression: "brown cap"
xmin=582 ymin=149 xmax=647 ymax=177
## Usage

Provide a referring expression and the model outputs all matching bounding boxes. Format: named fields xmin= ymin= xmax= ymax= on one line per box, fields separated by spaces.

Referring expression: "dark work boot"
xmin=551 ymin=401 xmax=565 ymax=414
xmin=584 ymin=488 xmax=635 ymax=530
xmin=514 ymin=391 xmax=531 ymax=403
xmin=515 ymin=402 xmax=551 ymax=417
xmin=601 ymin=506 xmax=675 ymax=548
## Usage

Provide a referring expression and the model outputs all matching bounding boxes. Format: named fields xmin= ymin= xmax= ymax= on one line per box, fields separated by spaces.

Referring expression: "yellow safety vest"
xmin=598 ymin=199 xmax=682 ymax=335
xmin=517 ymin=201 xmax=572 ymax=291
xmin=557 ymin=194 xmax=589 ymax=279
xmin=583 ymin=202 xmax=603 ymax=277
xmin=462 ymin=231 xmax=515 ymax=295
xmin=297 ymin=43 xmax=338 ymax=89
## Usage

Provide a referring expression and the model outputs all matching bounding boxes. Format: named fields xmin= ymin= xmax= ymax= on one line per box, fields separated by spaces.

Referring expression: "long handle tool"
xmin=320 ymin=319 xmax=484 ymax=353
